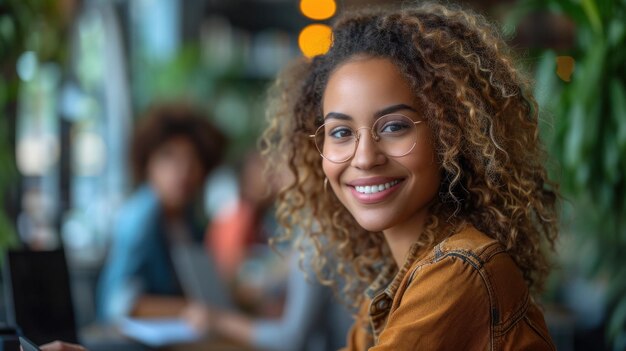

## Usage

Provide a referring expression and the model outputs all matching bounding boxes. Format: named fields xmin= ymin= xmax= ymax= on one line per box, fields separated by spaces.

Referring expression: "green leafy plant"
xmin=0 ymin=0 xmax=68 ymax=253
xmin=510 ymin=0 xmax=626 ymax=348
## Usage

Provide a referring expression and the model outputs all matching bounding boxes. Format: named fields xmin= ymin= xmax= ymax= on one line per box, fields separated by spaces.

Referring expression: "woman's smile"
xmin=346 ymin=177 xmax=404 ymax=204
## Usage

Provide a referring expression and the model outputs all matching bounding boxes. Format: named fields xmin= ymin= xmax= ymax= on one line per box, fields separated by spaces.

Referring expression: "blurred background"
xmin=0 ymin=0 xmax=624 ymax=350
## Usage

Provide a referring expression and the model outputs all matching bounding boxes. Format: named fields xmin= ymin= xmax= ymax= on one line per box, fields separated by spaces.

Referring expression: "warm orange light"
xmin=556 ymin=56 xmax=575 ymax=82
xmin=298 ymin=24 xmax=332 ymax=58
xmin=300 ymin=0 xmax=336 ymax=20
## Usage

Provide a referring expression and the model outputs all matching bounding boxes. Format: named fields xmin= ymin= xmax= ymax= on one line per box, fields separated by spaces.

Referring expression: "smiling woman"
xmin=262 ymin=2 xmax=559 ymax=350
xmin=320 ymin=58 xmax=440 ymax=251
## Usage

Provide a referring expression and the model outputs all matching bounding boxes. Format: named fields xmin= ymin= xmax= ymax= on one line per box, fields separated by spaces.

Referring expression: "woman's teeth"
xmin=354 ymin=180 xmax=400 ymax=194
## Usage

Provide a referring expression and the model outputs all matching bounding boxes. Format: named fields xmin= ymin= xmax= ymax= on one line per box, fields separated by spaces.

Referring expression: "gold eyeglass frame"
xmin=308 ymin=113 xmax=423 ymax=164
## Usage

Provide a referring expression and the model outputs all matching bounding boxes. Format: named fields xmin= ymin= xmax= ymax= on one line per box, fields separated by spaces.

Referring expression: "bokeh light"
xmin=298 ymin=24 xmax=332 ymax=58
xmin=556 ymin=56 xmax=575 ymax=82
xmin=300 ymin=0 xmax=336 ymax=20
xmin=17 ymin=51 xmax=38 ymax=81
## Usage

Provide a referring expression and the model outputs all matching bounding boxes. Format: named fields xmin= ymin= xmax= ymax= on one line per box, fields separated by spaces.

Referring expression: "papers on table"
xmin=118 ymin=317 xmax=202 ymax=347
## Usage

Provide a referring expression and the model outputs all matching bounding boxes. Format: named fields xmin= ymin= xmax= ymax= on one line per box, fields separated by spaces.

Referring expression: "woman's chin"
xmin=354 ymin=217 xmax=390 ymax=233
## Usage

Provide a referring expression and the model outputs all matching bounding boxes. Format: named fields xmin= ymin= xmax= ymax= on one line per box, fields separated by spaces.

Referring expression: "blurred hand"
xmin=182 ymin=304 xmax=254 ymax=344
xmin=180 ymin=302 xmax=214 ymax=334
xmin=39 ymin=341 xmax=87 ymax=351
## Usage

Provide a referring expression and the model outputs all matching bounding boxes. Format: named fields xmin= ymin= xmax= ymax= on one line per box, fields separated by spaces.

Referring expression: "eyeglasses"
xmin=309 ymin=114 xmax=422 ymax=163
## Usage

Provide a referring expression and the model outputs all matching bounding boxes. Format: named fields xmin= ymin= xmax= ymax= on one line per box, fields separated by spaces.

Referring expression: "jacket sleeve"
xmin=370 ymin=255 xmax=492 ymax=351
xmin=97 ymin=188 xmax=158 ymax=321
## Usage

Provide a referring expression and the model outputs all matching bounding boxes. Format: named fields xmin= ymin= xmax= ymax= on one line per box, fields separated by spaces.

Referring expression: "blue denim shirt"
xmin=97 ymin=185 xmax=203 ymax=321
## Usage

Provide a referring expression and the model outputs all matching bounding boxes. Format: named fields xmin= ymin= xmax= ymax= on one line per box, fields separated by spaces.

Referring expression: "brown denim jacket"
xmin=341 ymin=225 xmax=555 ymax=351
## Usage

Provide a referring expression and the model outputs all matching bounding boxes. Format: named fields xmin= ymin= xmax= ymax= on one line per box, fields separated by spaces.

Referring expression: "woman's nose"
xmin=350 ymin=129 xmax=386 ymax=169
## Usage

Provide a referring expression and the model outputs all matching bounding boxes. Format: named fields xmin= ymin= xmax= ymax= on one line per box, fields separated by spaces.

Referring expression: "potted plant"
xmin=509 ymin=0 xmax=626 ymax=348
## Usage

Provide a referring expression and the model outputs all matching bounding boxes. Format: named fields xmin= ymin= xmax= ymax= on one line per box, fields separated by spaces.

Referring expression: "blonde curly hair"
xmin=261 ymin=2 xmax=558 ymax=310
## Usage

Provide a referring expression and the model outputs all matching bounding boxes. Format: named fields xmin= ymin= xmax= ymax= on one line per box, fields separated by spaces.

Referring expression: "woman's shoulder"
xmin=120 ymin=185 xmax=160 ymax=213
xmin=113 ymin=185 xmax=161 ymax=240
xmin=412 ymin=224 xmax=524 ymax=291
xmin=405 ymin=224 xmax=535 ymax=334
xmin=437 ymin=224 xmax=502 ymax=259
xmin=374 ymin=231 xmax=553 ymax=350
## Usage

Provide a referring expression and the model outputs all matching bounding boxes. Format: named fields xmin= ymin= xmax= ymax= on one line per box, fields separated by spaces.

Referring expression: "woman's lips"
xmin=347 ymin=178 xmax=404 ymax=204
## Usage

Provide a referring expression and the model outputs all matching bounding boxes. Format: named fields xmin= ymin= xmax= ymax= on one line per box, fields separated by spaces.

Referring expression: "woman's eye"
xmin=380 ymin=122 xmax=409 ymax=133
xmin=329 ymin=128 xmax=353 ymax=139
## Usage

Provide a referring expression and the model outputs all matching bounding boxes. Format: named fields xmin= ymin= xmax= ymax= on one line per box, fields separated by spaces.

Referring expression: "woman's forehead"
xmin=321 ymin=58 xmax=416 ymax=119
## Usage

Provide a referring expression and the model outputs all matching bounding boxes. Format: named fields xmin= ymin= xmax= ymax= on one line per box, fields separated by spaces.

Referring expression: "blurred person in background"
xmin=206 ymin=150 xmax=285 ymax=318
xmin=183 ymin=238 xmax=353 ymax=351
xmin=97 ymin=103 xmax=227 ymax=321
xmin=206 ymin=151 xmax=276 ymax=284
xmin=184 ymin=150 xmax=353 ymax=351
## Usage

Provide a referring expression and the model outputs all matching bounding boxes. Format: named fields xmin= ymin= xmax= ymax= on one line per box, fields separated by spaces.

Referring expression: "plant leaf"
xmin=582 ymin=0 xmax=604 ymax=35
xmin=608 ymin=296 xmax=626 ymax=341
xmin=610 ymin=79 xmax=626 ymax=152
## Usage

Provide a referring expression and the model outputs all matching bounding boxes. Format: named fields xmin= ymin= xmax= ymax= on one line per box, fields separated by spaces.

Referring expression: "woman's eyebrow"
xmin=374 ymin=104 xmax=417 ymax=118
xmin=323 ymin=104 xmax=417 ymax=121
xmin=324 ymin=112 xmax=352 ymax=121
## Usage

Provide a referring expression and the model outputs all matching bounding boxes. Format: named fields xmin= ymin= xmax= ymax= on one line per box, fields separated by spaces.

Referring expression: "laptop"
xmin=3 ymin=249 xmax=79 ymax=345
xmin=170 ymin=244 xmax=233 ymax=309
xmin=19 ymin=336 xmax=42 ymax=351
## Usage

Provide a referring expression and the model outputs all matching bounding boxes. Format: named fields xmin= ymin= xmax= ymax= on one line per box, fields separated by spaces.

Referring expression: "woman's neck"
xmin=382 ymin=210 xmax=429 ymax=267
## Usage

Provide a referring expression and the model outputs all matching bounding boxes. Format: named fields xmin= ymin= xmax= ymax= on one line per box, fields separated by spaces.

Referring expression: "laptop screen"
xmin=170 ymin=244 xmax=232 ymax=309
xmin=3 ymin=249 xmax=78 ymax=345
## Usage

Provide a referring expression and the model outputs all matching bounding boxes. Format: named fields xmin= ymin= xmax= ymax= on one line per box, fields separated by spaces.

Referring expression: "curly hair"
xmin=131 ymin=102 xmax=227 ymax=185
xmin=262 ymin=2 xmax=558 ymax=310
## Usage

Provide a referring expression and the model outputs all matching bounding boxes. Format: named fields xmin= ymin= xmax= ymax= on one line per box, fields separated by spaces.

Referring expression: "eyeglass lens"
xmin=314 ymin=114 xmax=418 ymax=163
